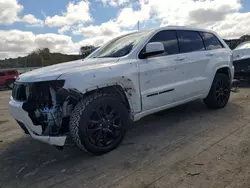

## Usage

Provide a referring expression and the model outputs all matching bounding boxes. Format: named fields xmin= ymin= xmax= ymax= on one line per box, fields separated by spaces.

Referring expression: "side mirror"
xmin=141 ymin=42 xmax=165 ymax=58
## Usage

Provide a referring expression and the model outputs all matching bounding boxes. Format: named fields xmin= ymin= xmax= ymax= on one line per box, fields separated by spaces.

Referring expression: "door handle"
xmin=175 ymin=57 xmax=185 ymax=61
xmin=206 ymin=53 xmax=214 ymax=57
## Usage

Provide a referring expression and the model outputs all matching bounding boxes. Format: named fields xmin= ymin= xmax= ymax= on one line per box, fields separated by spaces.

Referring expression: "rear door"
xmin=175 ymin=30 xmax=209 ymax=100
xmin=200 ymin=31 xmax=229 ymax=85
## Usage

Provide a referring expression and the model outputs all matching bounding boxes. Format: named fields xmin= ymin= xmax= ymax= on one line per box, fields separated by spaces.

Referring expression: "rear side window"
xmin=200 ymin=32 xmax=224 ymax=50
xmin=7 ymin=71 xmax=17 ymax=75
xmin=0 ymin=72 xmax=5 ymax=77
xmin=177 ymin=30 xmax=205 ymax=53
xmin=148 ymin=30 xmax=179 ymax=56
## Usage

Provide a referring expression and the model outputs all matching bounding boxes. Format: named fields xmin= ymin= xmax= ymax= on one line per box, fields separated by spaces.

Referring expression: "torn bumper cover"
xmin=9 ymin=98 xmax=67 ymax=146
xmin=9 ymin=80 xmax=82 ymax=146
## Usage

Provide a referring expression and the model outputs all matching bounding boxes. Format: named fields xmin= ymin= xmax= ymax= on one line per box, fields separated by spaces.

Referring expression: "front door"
xmin=138 ymin=30 xmax=183 ymax=111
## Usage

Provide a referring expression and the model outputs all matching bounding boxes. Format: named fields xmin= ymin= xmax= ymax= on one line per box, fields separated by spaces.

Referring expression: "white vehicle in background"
xmin=233 ymin=41 xmax=250 ymax=80
xmin=9 ymin=26 xmax=234 ymax=155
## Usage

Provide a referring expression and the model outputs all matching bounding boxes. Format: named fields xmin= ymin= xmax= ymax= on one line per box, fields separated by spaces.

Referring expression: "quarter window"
xmin=200 ymin=32 xmax=224 ymax=50
xmin=177 ymin=30 xmax=205 ymax=53
xmin=147 ymin=30 xmax=179 ymax=56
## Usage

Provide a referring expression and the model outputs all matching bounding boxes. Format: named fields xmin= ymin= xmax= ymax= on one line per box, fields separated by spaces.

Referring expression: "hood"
xmin=233 ymin=48 xmax=250 ymax=61
xmin=18 ymin=58 xmax=119 ymax=82
xmin=233 ymin=41 xmax=250 ymax=61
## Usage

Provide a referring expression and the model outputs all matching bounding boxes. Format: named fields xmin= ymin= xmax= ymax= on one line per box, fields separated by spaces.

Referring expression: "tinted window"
xmin=7 ymin=71 xmax=16 ymax=75
xmin=148 ymin=30 xmax=179 ymax=56
xmin=177 ymin=30 xmax=205 ymax=53
xmin=201 ymin=32 xmax=223 ymax=50
xmin=0 ymin=72 xmax=5 ymax=77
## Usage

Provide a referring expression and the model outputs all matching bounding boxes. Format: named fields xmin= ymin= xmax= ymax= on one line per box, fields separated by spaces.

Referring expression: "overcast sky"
xmin=0 ymin=0 xmax=250 ymax=59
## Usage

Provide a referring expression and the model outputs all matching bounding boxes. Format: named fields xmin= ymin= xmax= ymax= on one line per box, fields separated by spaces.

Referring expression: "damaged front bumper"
xmin=9 ymin=97 xmax=67 ymax=146
xmin=9 ymin=79 xmax=83 ymax=147
xmin=233 ymin=58 xmax=250 ymax=80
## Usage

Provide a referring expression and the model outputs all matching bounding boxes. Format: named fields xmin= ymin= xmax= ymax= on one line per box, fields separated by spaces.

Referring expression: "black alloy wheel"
xmin=69 ymin=93 xmax=129 ymax=155
xmin=204 ymin=73 xmax=231 ymax=109
xmin=86 ymin=103 xmax=122 ymax=147
xmin=214 ymin=79 xmax=230 ymax=106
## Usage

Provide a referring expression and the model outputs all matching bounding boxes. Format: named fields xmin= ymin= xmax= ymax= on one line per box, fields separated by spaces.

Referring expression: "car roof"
xmin=136 ymin=26 xmax=217 ymax=35
xmin=116 ymin=26 xmax=218 ymax=40
xmin=159 ymin=26 xmax=216 ymax=34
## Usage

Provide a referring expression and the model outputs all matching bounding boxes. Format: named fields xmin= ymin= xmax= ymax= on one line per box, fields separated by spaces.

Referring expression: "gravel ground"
xmin=0 ymin=85 xmax=250 ymax=188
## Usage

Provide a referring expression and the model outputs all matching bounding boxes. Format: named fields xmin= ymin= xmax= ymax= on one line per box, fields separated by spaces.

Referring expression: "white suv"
xmin=9 ymin=26 xmax=234 ymax=155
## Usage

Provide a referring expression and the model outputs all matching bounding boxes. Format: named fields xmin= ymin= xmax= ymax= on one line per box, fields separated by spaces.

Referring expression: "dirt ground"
xmin=0 ymin=85 xmax=250 ymax=188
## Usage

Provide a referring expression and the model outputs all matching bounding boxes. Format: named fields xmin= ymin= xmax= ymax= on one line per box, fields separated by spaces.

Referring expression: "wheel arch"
xmin=81 ymin=84 xmax=131 ymax=111
xmin=211 ymin=66 xmax=232 ymax=86
xmin=215 ymin=66 xmax=232 ymax=80
xmin=205 ymin=65 xmax=232 ymax=98
xmin=70 ymin=78 xmax=141 ymax=115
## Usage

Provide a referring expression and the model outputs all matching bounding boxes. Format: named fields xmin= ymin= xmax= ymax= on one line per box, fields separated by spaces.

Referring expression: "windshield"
xmin=90 ymin=31 xmax=151 ymax=58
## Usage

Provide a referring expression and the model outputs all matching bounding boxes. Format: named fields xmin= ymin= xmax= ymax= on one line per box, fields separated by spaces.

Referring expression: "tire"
xmin=69 ymin=93 xmax=129 ymax=155
xmin=204 ymin=73 xmax=231 ymax=109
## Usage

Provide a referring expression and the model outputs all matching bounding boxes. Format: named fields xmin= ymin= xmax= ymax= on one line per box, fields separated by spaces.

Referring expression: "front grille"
xmin=12 ymin=83 xmax=27 ymax=101
xmin=233 ymin=58 xmax=250 ymax=73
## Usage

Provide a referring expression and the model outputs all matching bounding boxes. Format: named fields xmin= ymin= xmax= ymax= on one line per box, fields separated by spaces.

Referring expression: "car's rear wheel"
xmin=204 ymin=73 xmax=231 ymax=109
xmin=69 ymin=93 xmax=129 ymax=155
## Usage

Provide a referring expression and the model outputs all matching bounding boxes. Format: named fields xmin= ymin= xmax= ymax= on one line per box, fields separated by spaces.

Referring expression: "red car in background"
xmin=0 ymin=70 xmax=19 ymax=89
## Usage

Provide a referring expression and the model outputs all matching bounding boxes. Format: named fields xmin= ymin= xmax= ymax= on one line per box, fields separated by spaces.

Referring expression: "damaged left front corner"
xmin=21 ymin=81 xmax=82 ymax=136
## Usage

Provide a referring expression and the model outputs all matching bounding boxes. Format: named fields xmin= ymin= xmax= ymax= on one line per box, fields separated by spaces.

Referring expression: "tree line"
xmin=0 ymin=45 xmax=97 ymax=69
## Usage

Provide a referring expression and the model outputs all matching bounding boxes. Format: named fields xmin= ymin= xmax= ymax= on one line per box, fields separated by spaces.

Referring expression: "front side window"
xmin=200 ymin=32 xmax=223 ymax=50
xmin=148 ymin=30 xmax=179 ymax=56
xmin=177 ymin=30 xmax=205 ymax=53
xmin=91 ymin=31 xmax=152 ymax=58
xmin=0 ymin=72 xmax=5 ymax=77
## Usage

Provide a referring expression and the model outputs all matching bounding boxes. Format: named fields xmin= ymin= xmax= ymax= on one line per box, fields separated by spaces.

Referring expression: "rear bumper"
xmin=9 ymin=97 xmax=67 ymax=146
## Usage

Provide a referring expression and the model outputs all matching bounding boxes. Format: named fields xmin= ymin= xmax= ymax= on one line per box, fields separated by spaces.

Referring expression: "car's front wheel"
xmin=204 ymin=73 xmax=231 ymax=109
xmin=69 ymin=93 xmax=129 ymax=155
